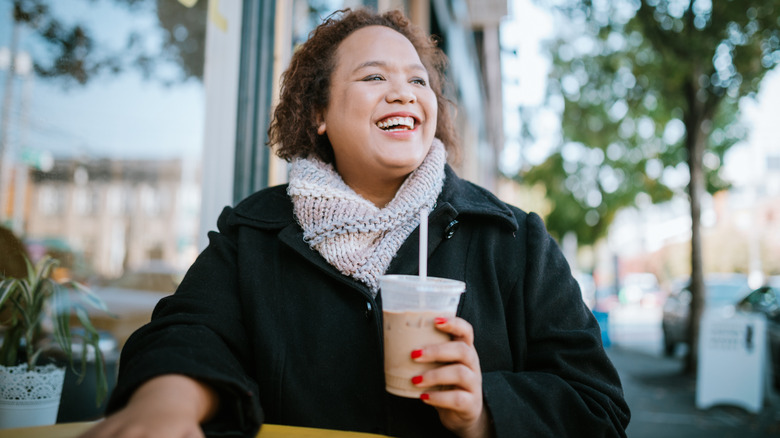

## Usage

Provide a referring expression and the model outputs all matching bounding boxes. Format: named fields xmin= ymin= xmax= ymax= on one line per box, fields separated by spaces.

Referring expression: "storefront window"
xmin=0 ymin=0 xmax=206 ymax=289
xmin=291 ymin=0 xmax=369 ymax=48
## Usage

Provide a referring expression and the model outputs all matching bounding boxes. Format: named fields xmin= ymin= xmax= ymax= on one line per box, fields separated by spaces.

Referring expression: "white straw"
xmin=419 ymin=208 xmax=428 ymax=280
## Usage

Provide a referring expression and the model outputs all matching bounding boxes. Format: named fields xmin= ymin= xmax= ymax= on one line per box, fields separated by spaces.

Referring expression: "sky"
xmin=727 ymin=68 xmax=780 ymax=187
xmin=500 ymin=0 xmax=556 ymax=174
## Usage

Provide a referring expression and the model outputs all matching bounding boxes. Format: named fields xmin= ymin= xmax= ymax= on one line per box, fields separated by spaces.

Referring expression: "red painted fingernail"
xmin=410 ymin=349 xmax=423 ymax=359
xmin=420 ymin=393 xmax=430 ymax=400
xmin=411 ymin=375 xmax=423 ymax=385
xmin=434 ymin=317 xmax=448 ymax=325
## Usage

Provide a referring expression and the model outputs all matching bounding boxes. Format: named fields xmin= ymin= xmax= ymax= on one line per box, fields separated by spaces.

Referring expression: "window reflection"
xmin=0 ymin=1 xmax=205 ymax=287
xmin=292 ymin=0 xmax=373 ymax=48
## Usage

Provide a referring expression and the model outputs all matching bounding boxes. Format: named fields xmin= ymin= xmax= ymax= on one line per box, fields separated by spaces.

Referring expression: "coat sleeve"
xmin=481 ymin=212 xmax=630 ymax=437
xmin=105 ymin=206 xmax=263 ymax=438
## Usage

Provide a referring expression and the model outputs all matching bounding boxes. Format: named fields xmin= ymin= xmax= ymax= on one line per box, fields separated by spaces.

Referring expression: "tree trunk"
xmin=683 ymin=78 xmax=707 ymax=375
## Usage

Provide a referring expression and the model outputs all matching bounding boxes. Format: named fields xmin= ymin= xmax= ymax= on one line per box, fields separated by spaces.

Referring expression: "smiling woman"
xmin=269 ymin=8 xmax=458 ymax=165
xmin=79 ymin=8 xmax=629 ymax=438
xmin=315 ymin=25 xmax=438 ymax=206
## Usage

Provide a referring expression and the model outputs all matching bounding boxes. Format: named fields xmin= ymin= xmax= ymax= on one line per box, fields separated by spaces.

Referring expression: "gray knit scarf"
xmin=288 ymin=139 xmax=446 ymax=295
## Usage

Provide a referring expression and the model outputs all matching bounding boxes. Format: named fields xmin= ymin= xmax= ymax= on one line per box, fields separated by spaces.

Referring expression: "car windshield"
xmin=110 ymin=272 xmax=182 ymax=293
xmin=707 ymin=281 xmax=747 ymax=306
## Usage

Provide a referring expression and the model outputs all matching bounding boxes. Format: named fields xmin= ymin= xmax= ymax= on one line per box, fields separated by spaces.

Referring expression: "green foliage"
xmin=8 ymin=0 xmax=206 ymax=86
xmin=521 ymin=0 xmax=780 ymax=246
xmin=0 ymin=256 xmax=112 ymax=405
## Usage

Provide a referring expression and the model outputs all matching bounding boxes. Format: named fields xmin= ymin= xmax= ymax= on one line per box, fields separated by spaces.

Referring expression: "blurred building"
xmin=24 ymin=158 xmax=200 ymax=279
xmin=603 ymin=172 xmax=780 ymax=290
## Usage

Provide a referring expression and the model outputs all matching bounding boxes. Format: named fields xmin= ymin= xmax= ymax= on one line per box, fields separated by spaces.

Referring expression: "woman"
xmin=82 ymin=8 xmax=629 ymax=438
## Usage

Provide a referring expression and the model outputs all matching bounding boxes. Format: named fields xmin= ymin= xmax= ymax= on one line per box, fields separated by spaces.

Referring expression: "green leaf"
xmin=67 ymin=280 xmax=113 ymax=316
xmin=0 ymin=278 xmax=21 ymax=314
xmin=23 ymin=257 xmax=36 ymax=287
xmin=74 ymin=305 xmax=100 ymax=336
xmin=69 ymin=323 xmax=108 ymax=407
xmin=93 ymin=349 xmax=108 ymax=406
xmin=52 ymin=285 xmax=73 ymax=364
xmin=76 ymin=332 xmax=89 ymax=385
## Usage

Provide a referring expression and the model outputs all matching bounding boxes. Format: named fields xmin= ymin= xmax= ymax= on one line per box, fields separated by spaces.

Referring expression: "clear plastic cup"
xmin=380 ymin=274 xmax=465 ymax=398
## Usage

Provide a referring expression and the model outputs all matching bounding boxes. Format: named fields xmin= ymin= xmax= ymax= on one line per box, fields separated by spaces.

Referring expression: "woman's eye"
xmin=363 ymin=74 xmax=384 ymax=81
xmin=411 ymin=77 xmax=427 ymax=86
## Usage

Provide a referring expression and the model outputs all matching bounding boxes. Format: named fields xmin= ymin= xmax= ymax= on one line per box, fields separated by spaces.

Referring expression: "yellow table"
xmin=0 ymin=422 xmax=390 ymax=437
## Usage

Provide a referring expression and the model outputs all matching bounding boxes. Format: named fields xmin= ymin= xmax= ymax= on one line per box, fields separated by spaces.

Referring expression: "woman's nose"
xmin=386 ymin=82 xmax=416 ymax=104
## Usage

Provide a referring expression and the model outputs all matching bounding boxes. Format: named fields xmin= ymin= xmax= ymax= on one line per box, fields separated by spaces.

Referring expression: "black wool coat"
xmin=107 ymin=166 xmax=630 ymax=437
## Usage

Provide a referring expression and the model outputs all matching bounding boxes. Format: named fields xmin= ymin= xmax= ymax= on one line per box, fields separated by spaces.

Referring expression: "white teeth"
xmin=376 ymin=116 xmax=415 ymax=130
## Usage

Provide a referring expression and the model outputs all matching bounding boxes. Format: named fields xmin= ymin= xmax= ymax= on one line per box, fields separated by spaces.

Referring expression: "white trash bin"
xmin=696 ymin=310 xmax=768 ymax=413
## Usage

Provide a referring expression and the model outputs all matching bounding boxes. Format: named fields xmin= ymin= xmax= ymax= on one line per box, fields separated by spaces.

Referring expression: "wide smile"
xmin=375 ymin=115 xmax=418 ymax=132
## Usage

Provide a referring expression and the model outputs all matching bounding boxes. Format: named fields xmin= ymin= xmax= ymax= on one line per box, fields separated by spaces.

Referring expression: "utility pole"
xmin=12 ymin=57 xmax=32 ymax=236
xmin=0 ymin=20 xmax=21 ymax=223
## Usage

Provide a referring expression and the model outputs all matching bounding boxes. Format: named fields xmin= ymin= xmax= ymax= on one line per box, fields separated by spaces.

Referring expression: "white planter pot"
xmin=0 ymin=363 xmax=65 ymax=430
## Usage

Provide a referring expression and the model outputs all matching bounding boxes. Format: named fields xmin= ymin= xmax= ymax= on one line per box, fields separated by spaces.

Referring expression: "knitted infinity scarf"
xmin=288 ymin=139 xmax=446 ymax=295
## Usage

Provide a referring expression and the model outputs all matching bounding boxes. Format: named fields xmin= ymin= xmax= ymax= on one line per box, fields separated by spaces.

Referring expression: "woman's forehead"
xmin=332 ymin=25 xmax=422 ymax=70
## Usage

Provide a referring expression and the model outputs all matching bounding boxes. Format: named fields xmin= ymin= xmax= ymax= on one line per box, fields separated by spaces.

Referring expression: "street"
xmin=604 ymin=305 xmax=780 ymax=437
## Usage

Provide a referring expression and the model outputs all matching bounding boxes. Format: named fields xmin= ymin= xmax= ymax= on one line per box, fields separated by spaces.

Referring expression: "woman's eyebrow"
xmin=353 ymin=60 xmax=428 ymax=74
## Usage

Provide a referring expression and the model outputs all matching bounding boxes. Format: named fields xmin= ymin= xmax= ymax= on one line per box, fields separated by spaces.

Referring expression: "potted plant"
xmin=0 ymin=255 xmax=111 ymax=429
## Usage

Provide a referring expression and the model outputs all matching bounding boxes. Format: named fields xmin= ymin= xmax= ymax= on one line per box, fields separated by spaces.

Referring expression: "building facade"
xmin=25 ymin=158 xmax=199 ymax=279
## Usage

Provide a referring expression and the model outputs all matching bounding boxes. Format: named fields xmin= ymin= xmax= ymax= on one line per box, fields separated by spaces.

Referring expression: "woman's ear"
xmin=316 ymin=111 xmax=327 ymax=135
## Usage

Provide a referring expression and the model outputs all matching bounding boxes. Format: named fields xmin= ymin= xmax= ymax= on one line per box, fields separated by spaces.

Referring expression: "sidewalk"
xmin=606 ymin=345 xmax=780 ymax=437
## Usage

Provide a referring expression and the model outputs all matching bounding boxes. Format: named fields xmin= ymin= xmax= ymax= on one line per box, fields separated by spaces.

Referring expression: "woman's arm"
xmin=79 ymin=375 xmax=219 ymax=438
xmin=480 ymin=212 xmax=630 ymax=437
xmin=99 ymin=206 xmax=264 ymax=435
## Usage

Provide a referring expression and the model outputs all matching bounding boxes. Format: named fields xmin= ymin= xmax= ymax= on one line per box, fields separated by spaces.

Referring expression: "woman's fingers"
xmin=412 ymin=318 xmax=482 ymax=400
xmin=413 ymin=362 xmax=480 ymax=392
xmin=409 ymin=317 xmax=491 ymax=437
xmin=419 ymin=386 xmax=480 ymax=414
xmin=433 ymin=316 xmax=474 ymax=345
xmin=412 ymin=317 xmax=479 ymax=372
xmin=79 ymin=411 xmax=206 ymax=438
xmin=414 ymin=340 xmax=479 ymax=366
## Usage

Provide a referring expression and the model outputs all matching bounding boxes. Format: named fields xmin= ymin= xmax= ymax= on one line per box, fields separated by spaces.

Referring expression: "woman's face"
xmin=318 ymin=25 xmax=438 ymax=194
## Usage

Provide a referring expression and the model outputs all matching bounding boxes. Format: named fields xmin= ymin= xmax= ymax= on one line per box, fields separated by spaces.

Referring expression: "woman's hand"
xmin=411 ymin=317 xmax=493 ymax=438
xmin=79 ymin=374 xmax=218 ymax=438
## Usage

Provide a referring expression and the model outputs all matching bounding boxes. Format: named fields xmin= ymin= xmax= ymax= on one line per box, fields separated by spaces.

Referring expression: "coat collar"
xmin=231 ymin=165 xmax=517 ymax=232
xmin=228 ymin=165 xmax=518 ymax=298
xmin=437 ymin=165 xmax=518 ymax=231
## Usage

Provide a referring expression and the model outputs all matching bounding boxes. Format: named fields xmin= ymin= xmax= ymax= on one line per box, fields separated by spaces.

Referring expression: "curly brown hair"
xmin=268 ymin=8 xmax=459 ymax=163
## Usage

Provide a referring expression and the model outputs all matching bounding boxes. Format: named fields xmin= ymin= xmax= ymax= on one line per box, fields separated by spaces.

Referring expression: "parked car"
xmin=735 ymin=276 xmax=780 ymax=391
xmin=98 ymin=262 xmax=185 ymax=294
xmin=661 ymin=273 xmax=750 ymax=356
xmin=84 ymin=261 xmax=186 ymax=347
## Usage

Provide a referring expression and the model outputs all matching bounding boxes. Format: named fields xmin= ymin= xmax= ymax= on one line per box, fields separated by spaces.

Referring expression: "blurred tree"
xmin=522 ymin=0 xmax=780 ymax=372
xmin=5 ymin=0 xmax=206 ymax=85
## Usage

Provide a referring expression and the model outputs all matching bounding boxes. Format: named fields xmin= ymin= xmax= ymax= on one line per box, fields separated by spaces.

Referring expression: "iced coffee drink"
xmin=379 ymin=275 xmax=465 ymax=398
xmin=383 ymin=309 xmax=454 ymax=397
